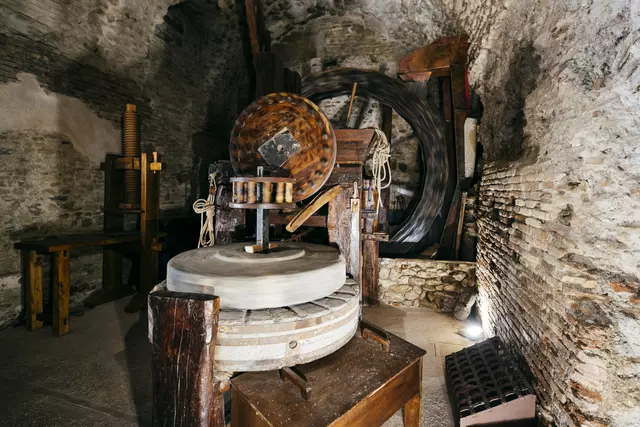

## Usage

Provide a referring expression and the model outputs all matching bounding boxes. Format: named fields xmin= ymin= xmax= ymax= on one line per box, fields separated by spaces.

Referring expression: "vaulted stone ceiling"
xmin=263 ymin=0 xmax=456 ymax=55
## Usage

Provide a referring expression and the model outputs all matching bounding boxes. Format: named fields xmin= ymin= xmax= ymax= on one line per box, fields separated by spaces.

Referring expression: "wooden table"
xmin=231 ymin=328 xmax=426 ymax=427
xmin=14 ymin=232 xmax=139 ymax=336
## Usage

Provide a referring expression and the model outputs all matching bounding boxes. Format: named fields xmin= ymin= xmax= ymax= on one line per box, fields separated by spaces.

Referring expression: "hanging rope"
xmin=368 ymin=128 xmax=392 ymax=212
xmin=192 ymin=172 xmax=217 ymax=248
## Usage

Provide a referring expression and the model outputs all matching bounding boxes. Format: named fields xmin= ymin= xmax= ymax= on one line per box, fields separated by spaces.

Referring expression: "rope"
xmin=368 ymin=128 xmax=391 ymax=212
xmin=192 ymin=173 xmax=217 ymax=248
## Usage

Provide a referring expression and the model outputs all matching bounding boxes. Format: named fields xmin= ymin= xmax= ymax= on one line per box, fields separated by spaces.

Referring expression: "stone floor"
xmin=0 ymin=299 xmax=477 ymax=427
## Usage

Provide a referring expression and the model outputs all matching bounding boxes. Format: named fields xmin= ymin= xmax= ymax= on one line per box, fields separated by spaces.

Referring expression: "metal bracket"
xmin=258 ymin=129 xmax=301 ymax=168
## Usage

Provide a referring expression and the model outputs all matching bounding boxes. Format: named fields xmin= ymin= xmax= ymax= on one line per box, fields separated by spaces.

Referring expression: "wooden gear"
xmin=230 ymin=93 xmax=336 ymax=202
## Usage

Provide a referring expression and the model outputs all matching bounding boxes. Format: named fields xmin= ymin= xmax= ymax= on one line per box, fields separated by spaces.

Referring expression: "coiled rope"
xmin=369 ymin=128 xmax=391 ymax=212
xmin=192 ymin=172 xmax=217 ymax=248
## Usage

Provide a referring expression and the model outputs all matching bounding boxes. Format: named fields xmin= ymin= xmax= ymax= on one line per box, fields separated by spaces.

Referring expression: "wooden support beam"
xmin=245 ymin=0 xmax=271 ymax=59
xmin=335 ymin=129 xmax=374 ymax=165
xmin=346 ymin=83 xmax=358 ymax=124
xmin=380 ymin=105 xmax=393 ymax=234
xmin=255 ymin=52 xmax=285 ymax=97
xmin=52 ymin=250 xmax=70 ymax=336
xmin=403 ymin=361 xmax=423 ymax=427
xmin=150 ymin=290 xmax=223 ymax=427
xmin=270 ymin=213 xmax=326 ymax=228
xmin=127 ymin=151 xmax=160 ymax=313
xmin=23 ymin=250 xmax=43 ymax=330
xmin=286 ymin=186 xmax=342 ymax=233
xmin=102 ymin=154 xmax=125 ymax=294
xmin=361 ymin=180 xmax=379 ymax=305
xmin=349 ymin=185 xmax=361 ymax=286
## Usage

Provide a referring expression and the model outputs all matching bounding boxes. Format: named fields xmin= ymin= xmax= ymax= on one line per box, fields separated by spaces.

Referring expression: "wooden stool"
xmin=231 ymin=325 xmax=426 ymax=427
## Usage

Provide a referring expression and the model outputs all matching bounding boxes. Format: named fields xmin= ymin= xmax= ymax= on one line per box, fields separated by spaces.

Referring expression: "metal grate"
xmin=445 ymin=337 xmax=534 ymax=425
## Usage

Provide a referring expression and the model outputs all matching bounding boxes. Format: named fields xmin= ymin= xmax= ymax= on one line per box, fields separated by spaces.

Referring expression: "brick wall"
xmin=453 ymin=0 xmax=640 ymax=425
xmin=0 ymin=0 xmax=250 ymax=328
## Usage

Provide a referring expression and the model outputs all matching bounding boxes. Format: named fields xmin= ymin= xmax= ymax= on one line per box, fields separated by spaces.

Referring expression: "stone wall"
xmin=268 ymin=13 xmax=445 ymax=227
xmin=266 ymin=1 xmax=640 ymax=425
xmin=378 ymin=258 xmax=476 ymax=312
xmin=0 ymin=0 xmax=250 ymax=328
xmin=452 ymin=0 xmax=640 ymax=425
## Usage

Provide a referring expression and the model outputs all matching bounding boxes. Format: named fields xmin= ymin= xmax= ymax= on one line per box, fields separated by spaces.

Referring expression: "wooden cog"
xmin=229 ymin=93 xmax=336 ymax=202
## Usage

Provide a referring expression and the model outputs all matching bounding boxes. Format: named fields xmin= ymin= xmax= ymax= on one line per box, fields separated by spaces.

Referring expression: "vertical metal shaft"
xmin=255 ymin=167 xmax=269 ymax=251
xmin=256 ymin=208 xmax=270 ymax=251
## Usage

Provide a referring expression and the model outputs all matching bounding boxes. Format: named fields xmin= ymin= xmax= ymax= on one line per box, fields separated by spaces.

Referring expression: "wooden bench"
xmin=14 ymin=232 xmax=140 ymax=336
xmin=231 ymin=328 xmax=426 ymax=427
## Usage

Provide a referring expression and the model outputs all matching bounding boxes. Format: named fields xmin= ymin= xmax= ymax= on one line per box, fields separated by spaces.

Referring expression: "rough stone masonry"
xmin=0 ymin=0 xmax=251 ymax=328
xmin=265 ymin=1 xmax=640 ymax=426
xmin=378 ymin=258 xmax=476 ymax=312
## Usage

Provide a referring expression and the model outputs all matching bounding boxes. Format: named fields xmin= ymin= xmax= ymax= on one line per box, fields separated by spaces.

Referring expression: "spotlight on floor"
xmin=458 ymin=323 xmax=484 ymax=340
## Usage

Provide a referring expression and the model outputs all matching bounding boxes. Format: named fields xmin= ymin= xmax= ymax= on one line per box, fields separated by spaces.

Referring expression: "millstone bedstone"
xmin=167 ymin=242 xmax=347 ymax=310
xmin=150 ymin=279 xmax=360 ymax=373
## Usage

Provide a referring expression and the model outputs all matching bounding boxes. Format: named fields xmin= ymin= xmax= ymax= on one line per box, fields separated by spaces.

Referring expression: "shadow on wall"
xmin=479 ymin=41 xmax=541 ymax=162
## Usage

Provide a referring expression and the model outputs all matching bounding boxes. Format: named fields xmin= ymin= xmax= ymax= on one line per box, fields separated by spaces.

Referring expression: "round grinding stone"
xmin=149 ymin=279 xmax=360 ymax=373
xmin=166 ymin=242 xmax=347 ymax=310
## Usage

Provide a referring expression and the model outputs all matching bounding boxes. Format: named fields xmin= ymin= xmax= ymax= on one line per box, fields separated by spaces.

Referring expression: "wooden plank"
xmin=437 ymin=188 xmax=462 ymax=260
xmin=231 ymin=331 xmax=425 ymax=427
xmin=150 ymin=290 xmax=223 ymax=427
xmin=286 ymin=186 xmax=342 ymax=233
xmin=346 ymin=83 xmax=358 ymax=124
xmin=14 ymin=232 xmax=139 ymax=253
xmin=335 ymin=130 xmax=374 ymax=165
xmin=245 ymin=0 xmax=271 ymax=59
xmin=335 ymin=129 xmax=374 ymax=165
xmin=52 ymin=250 xmax=70 ymax=336
xmin=231 ymin=388 xmax=269 ymax=427
xmin=450 ymin=63 xmax=469 ymax=184
xmin=362 ymin=238 xmax=379 ymax=306
xmin=23 ymin=250 xmax=43 ymax=330
xmin=380 ymin=105 xmax=393 ymax=234
xmin=398 ymin=35 xmax=469 ymax=81
xmin=455 ymin=192 xmax=467 ymax=259
xmin=255 ymin=52 xmax=284 ymax=97
xmin=270 ymin=214 xmax=326 ymax=228
xmin=381 ymin=105 xmax=393 ymax=141
xmin=330 ymin=362 xmax=420 ymax=426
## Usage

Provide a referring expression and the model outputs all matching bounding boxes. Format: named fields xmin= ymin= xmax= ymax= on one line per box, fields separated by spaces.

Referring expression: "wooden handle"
xmin=279 ymin=367 xmax=311 ymax=400
xmin=286 ymin=186 xmax=343 ymax=233
xmin=361 ymin=320 xmax=391 ymax=352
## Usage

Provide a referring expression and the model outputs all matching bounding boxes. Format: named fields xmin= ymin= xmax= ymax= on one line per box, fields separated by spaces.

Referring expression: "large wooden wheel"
xmin=230 ymin=93 xmax=336 ymax=202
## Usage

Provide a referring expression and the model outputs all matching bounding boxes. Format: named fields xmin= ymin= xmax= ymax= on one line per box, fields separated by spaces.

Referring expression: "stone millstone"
xmin=149 ymin=279 xmax=360 ymax=373
xmin=166 ymin=242 xmax=346 ymax=310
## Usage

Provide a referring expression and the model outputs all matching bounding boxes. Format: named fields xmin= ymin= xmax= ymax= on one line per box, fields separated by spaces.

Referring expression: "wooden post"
xmin=402 ymin=360 xmax=423 ymax=427
xmin=102 ymin=154 xmax=124 ymax=293
xmin=150 ymin=290 xmax=223 ymax=427
xmin=52 ymin=250 xmax=70 ymax=336
xmin=126 ymin=151 xmax=160 ymax=313
xmin=362 ymin=179 xmax=380 ymax=306
xmin=23 ymin=250 xmax=43 ymax=330
xmin=349 ymin=185 xmax=361 ymax=287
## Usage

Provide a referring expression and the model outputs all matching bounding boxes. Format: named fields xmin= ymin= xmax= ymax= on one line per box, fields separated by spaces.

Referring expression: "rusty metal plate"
xmin=258 ymin=129 xmax=301 ymax=167
xmin=230 ymin=93 xmax=336 ymax=202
